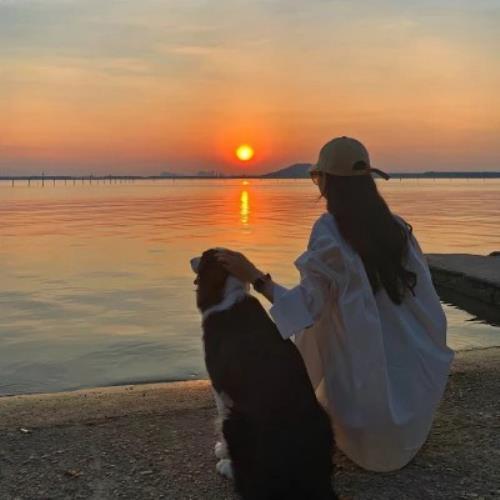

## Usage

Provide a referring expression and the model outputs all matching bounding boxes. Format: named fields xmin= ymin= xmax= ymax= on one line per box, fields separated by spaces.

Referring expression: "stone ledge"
xmin=427 ymin=253 xmax=500 ymax=306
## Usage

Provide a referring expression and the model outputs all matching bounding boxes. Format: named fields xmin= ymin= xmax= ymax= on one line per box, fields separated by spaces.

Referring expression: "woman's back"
xmin=272 ymin=212 xmax=454 ymax=472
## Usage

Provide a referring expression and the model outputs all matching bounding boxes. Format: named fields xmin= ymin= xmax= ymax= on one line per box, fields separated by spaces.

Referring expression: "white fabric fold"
xmin=270 ymin=284 xmax=314 ymax=339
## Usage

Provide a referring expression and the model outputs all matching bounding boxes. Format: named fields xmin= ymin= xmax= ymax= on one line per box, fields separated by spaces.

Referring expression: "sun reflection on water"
xmin=240 ymin=190 xmax=250 ymax=225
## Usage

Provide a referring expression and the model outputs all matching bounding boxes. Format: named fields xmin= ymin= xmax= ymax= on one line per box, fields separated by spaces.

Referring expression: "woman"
xmin=217 ymin=136 xmax=454 ymax=472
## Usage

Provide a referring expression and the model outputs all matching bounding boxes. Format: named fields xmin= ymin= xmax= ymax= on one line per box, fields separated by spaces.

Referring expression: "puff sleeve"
xmin=269 ymin=218 xmax=347 ymax=339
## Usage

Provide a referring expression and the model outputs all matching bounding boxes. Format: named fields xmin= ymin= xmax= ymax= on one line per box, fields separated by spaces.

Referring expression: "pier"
xmin=427 ymin=253 xmax=500 ymax=308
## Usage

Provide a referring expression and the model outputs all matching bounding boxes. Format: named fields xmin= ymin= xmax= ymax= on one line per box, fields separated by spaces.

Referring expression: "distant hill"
xmin=261 ymin=164 xmax=500 ymax=179
xmin=261 ymin=163 xmax=312 ymax=178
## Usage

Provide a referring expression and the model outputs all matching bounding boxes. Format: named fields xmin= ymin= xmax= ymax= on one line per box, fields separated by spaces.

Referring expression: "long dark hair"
xmin=323 ymin=174 xmax=416 ymax=304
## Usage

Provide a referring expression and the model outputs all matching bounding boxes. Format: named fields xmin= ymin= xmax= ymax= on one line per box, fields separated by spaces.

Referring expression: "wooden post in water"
xmin=42 ymin=172 xmax=45 ymax=187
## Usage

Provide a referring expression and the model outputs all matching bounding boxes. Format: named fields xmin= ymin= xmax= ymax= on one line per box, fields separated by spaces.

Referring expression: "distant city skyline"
xmin=1 ymin=0 xmax=499 ymax=175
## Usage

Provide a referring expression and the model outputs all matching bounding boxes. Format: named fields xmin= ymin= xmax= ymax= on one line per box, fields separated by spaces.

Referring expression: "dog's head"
xmin=191 ymin=249 xmax=230 ymax=312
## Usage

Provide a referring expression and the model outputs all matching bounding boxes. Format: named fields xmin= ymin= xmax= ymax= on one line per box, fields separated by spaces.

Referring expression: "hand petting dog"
xmin=215 ymin=250 xmax=262 ymax=283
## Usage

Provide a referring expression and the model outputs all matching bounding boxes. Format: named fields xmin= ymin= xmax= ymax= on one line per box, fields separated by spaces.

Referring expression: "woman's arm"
xmin=216 ymin=249 xmax=329 ymax=339
xmin=217 ymin=220 xmax=344 ymax=340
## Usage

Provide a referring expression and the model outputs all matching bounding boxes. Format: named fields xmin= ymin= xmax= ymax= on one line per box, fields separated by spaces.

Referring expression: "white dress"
xmin=269 ymin=213 xmax=454 ymax=472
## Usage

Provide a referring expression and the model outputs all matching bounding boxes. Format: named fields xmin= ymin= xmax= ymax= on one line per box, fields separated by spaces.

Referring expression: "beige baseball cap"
xmin=310 ymin=136 xmax=390 ymax=180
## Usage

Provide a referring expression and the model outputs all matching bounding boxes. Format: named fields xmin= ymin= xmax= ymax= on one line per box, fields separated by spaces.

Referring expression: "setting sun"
xmin=235 ymin=144 xmax=255 ymax=162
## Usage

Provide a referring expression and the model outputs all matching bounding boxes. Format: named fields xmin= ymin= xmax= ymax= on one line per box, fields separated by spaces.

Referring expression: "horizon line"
xmin=2 ymin=170 xmax=500 ymax=181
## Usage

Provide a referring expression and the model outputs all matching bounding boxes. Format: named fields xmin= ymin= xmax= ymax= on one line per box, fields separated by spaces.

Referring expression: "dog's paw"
xmin=216 ymin=458 xmax=234 ymax=480
xmin=214 ymin=440 xmax=228 ymax=460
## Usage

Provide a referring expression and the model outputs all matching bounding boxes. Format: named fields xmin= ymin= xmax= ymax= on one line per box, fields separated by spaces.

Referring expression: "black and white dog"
xmin=191 ymin=249 xmax=337 ymax=500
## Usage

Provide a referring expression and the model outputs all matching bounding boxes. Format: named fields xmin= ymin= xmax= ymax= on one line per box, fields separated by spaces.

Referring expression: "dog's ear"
xmin=190 ymin=256 xmax=201 ymax=273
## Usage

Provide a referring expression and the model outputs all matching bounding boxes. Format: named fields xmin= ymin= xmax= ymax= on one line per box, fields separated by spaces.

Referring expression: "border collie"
xmin=191 ymin=249 xmax=337 ymax=500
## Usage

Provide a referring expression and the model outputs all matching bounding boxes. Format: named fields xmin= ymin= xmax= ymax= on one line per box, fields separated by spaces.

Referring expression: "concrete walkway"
xmin=427 ymin=253 xmax=500 ymax=306
xmin=1 ymin=348 xmax=499 ymax=499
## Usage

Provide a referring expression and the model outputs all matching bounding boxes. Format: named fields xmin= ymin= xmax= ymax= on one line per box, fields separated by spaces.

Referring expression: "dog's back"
xmin=203 ymin=295 xmax=336 ymax=500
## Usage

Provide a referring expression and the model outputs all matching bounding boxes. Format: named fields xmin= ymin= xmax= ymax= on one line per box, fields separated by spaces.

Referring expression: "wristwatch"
xmin=252 ymin=273 xmax=272 ymax=293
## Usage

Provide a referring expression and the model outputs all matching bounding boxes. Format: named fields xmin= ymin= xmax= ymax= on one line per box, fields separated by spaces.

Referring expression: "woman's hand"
xmin=215 ymin=249 xmax=263 ymax=283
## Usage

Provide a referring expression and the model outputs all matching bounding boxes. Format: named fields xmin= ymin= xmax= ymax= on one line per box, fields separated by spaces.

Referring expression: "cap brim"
xmin=369 ymin=167 xmax=390 ymax=180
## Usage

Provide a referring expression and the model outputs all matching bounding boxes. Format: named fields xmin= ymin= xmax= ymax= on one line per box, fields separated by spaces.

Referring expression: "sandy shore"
xmin=1 ymin=348 xmax=499 ymax=500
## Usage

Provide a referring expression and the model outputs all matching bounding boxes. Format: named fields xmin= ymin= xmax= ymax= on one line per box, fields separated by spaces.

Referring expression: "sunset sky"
xmin=1 ymin=0 xmax=499 ymax=175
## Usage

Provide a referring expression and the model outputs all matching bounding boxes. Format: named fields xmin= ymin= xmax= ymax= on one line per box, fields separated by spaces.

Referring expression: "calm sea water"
xmin=1 ymin=179 xmax=500 ymax=396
